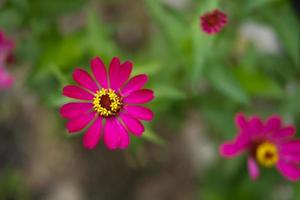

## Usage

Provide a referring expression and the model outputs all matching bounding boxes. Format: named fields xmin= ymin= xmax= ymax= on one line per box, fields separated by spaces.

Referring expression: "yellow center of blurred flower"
xmin=92 ymin=88 xmax=122 ymax=117
xmin=256 ymin=141 xmax=278 ymax=167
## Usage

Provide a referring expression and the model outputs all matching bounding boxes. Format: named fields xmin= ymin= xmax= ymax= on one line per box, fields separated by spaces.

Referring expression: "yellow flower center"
xmin=92 ymin=88 xmax=122 ymax=117
xmin=256 ymin=141 xmax=279 ymax=167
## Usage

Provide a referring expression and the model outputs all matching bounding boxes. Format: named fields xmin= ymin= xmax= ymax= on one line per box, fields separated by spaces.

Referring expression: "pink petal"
xmin=72 ymin=68 xmax=99 ymax=92
xmin=220 ymin=142 xmax=240 ymax=157
xmin=276 ymin=161 xmax=300 ymax=181
xmin=66 ymin=112 xmax=95 ymax=133
xmin=289 ymin=155 xmax=300 ymax=163
xmin=248 ymin=116 xmax=263 ymax=138
xmin=60 ymin=102 xmax=93 ymax=118
xmin=108 ymin=57 xmax=121 ymax=90
xmin=247 ymin=157 xmax=260 ymax=181
xmin=273 ymin=126 xmax=296 ymax=139
xmin=119 ymin=112 xmax=145 ymax=137
xmin=124 ymin=105 xmax=154 ymax=121
xmin=219 ymin=133 xmax=249 ymax=157
xmin=121 ymin=74 xmax=148 ymax=96
xmin=112 ymin=61 xmax=132 ymax=90
xmin=83 ymin=117 xmax=102 ymax=149
xmin=264 ymin=115 xmax=281 ymax=133
xmin=123 ymin=89 xmax=154 ymax=104
xmin=234 ymin=113 xmax=248 ymax=131
xmin=115 ymin=120 xmax=130 ymax=149
xmin=91 ymin=57 xmax=108 ymax=88
xmin=63 ymin=85 xmax=94 ymax=100
xmin=281 ymin=140 xmax=300 ymax=154
xmin=281 ymin=153 xmax=300 ymax=163
xmin=103 ymin=118 xmax=120 ymax=150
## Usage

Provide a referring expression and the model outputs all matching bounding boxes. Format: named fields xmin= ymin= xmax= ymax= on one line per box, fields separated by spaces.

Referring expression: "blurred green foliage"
xmin=0 ymin=168 xmax=31 ymax=200
xmin=1 ymin=0 xmax=300 ymax=199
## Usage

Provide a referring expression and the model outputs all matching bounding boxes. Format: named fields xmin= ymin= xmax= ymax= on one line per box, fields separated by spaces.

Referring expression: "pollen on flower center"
xmin=92 ymin=88 xmax=122 ymax=117
xmin=256 ymin=141 xmax=279 ymax=167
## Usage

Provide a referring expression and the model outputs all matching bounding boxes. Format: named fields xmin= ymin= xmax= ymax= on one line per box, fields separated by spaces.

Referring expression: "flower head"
xmin=200 ymin=9 xmax=228 ymax=34
xmin=220 ymin=113 xmax=300 ymax=181
xmin=60 ymin=57 xmax=154 ymax=150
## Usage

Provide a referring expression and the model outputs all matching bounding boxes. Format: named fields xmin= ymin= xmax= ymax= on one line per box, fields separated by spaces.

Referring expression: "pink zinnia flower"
xmin=200 ymin=9 xmax=228 ymax=34
xmin=220 ymin=113 xmax=300 ymax=181
xmin=60 ymin=57 xmax=154 ymax=150
xmin=0 ymin=66 xmax=14 ymax=90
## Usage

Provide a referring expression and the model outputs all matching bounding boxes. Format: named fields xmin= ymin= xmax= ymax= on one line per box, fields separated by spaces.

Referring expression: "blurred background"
xmin=0 ymin=0 xmax=299 ymax=199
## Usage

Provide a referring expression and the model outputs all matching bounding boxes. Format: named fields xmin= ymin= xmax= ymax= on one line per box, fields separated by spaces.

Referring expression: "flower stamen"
xmin=92 ymin=88 xmax=122 ymax=117
xmin=256 ymin=141 xmax=279 ymax=167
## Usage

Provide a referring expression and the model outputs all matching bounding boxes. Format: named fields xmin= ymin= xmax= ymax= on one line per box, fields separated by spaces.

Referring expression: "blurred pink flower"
xmin=220 ymin=113 xmax=300 ymax=181
xmin=0 ymin=66 xmax=14 ymax=90
xmin=0 ymin=31 xmax=15 ymax=90
xmin=200 ymin=9 xmax=228 ymax=34
xmin=0 ymin=31 xmax=15 ymax=64
xmin=60 ymin=57 xmax=154 ymax=150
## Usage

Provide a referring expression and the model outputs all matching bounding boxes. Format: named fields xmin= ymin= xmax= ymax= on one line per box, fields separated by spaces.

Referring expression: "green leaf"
xmin=131 ymin=62 xmax=161 ymax=77
xmin=244 ymin=0 xmax=280 ymax=11
xmin=233 ymin=67 xmax=283 ymax=98
xmin=207 ymin=65 xmax=250 ymax=104
xmin=154 ymin=85 xmax=186 ymax=100
xmin=264 ymin=4 xmax=300 ymax=67
xmin=46 ymin=94 xmax=69 ymax=108
xmin=39 ymin=34 xmax=86 ymax=72
xmin=0 ymin=9 xmax=22 ymax=29
xmin=10 ymin=0 xmax=29 ymax=14
xmin=281 ymin=82 xmax=300 ymax=115
xmin=86 ymin=8 xmax=117 ymax=57
xmin=144 ymin=0 xmax=186 ymax=47
xmin=36 ymin=0 xmax=85 ymax=17
xmin=295 ymin=182 xmax=300 ymax=199
xmin=142 ymin=129 xmax=166 ymax=146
